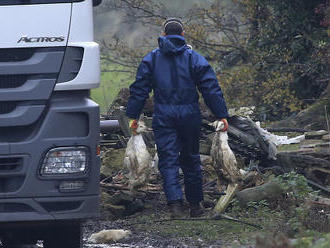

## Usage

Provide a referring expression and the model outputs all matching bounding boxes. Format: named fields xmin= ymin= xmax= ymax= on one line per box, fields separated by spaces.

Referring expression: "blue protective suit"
xmin=126 ymin=35 xmax=228 ymax=204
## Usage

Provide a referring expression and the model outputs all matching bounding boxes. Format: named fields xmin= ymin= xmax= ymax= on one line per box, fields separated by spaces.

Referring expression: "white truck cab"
xmin=0 ymin=0 xmax=101 ymax=247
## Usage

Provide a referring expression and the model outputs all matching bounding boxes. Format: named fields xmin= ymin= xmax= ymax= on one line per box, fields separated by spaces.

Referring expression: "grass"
xmin=277 ymin=143 xmax=300 ymax=151
xmin=129 ymin=199 xmax=329 ymax=247
xmin=91 ymin=70 xmax=133 ymax=114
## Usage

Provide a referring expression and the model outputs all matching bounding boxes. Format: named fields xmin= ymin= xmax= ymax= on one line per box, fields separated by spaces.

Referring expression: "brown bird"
xmin=211 ymin=121 xmax=243 ymax=213
xmin=211 ymin=121 xmax=242 ymax=184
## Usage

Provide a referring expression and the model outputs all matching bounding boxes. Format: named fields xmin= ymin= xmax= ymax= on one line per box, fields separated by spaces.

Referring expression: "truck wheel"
xmin=43 ymin=223 xmax=82 ymax=248
xmin=1 ymin=232 xmax=37 ymax=248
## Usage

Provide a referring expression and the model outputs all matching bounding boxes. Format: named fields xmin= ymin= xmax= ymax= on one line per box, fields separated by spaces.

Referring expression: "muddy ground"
xmin=83 ymin=142 xmax=330 ymax=248
xmin=82 ymin=194 xmax=258 ymax=248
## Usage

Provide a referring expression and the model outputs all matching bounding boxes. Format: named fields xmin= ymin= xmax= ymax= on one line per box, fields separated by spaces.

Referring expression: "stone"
xmin=305 ymin=130 xmax=328 ymax=140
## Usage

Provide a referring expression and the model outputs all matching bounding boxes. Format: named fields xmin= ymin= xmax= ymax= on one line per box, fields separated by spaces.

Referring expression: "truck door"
xmin=0 ymin=0 xmax=72 ymax=156
xmin=0 ymin=0 xmax=72 ymax=49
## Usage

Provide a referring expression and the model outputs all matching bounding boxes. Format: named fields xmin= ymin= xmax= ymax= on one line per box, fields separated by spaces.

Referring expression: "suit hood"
xmin=158 ymin=35 xmax=188 ymax=55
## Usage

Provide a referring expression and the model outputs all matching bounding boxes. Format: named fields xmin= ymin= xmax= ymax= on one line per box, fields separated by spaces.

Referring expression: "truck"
xmin=0 ymin=0 xmax=102 ymax=247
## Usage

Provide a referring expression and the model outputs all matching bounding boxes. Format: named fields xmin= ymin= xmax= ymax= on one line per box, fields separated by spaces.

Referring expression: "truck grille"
xmin=0 ymin=157 xmax=25 ymax=193
xmin=0 ymin=75 xmax=27 ymax=89
xmin=0 ymin=48 xmax=35 ymax=62
xmin=0 ymin=157 xmax=23 ymax=171
xmin=40 ymin=201 xmax=83 ymax=212
xmin=0 ymin=203 xmax=34 ymax=213
xmin=0 ymin=47 xmax=65 ymax=141
xmin=0 ymin=102 xmax=16 ymax=114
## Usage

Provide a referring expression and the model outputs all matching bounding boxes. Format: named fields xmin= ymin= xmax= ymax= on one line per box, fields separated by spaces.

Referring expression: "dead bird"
xmin=88 ymin=229 xmax=132 ymax=244
xmin=123 ymin=119 xmax=153 ymax=191
xmin=210 ymin=121 xmax=242 ymax=184
xmin=211 ymin=121 xmax=244 ymax=213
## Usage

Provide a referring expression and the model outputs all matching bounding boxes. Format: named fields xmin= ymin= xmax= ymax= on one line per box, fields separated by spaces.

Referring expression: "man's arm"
xmin=126 ymin=53 xmax=153 ymax=119
xmin=193 ymin=51 xmax=229 ymax=120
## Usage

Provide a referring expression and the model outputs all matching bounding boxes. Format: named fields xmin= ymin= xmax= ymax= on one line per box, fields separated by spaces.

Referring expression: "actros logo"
xmin=17 ymin=36 xmax=65 ymax=43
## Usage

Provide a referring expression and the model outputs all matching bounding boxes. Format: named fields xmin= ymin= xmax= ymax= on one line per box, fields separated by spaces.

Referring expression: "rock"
xmin=89 ymin=229 xmax=132 ymax=244
xmin=305 ymin=130 xmax=328 ymax=140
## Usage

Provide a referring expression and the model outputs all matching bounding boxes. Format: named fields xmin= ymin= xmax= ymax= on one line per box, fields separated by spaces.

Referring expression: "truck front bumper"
xmin=0 ymin=195 xmax=99 ymax=223
xmin=0 ymin=91 xmax=100 ymax=223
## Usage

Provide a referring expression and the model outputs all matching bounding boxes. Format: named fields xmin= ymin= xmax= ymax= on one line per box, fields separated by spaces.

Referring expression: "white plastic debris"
xmin=255 ymin=122 xmax=305 ymax=146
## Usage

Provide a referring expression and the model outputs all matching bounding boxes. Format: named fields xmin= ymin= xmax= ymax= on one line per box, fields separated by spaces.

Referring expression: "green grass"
xmin=91 ymin=70 xmax=133 ymax=114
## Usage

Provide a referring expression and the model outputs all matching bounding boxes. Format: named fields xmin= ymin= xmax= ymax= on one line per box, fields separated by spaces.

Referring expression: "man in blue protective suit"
xmin=126 ymin=18 xmax=229 ymax=218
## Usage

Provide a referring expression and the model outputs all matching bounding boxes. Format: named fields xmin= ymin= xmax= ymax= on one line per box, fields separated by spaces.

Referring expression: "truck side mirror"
xmin=93 ymin=0 xmax=102 ymax=7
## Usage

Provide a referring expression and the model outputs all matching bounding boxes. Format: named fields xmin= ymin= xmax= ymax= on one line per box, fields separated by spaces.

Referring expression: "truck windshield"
xmin=0 ymin=0 xmax=83 ymax=5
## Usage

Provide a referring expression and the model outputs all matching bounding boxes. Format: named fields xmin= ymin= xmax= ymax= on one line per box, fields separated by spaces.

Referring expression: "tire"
xmin=1 ymin=230 xmax=38 ymax=248
xmin=43 ymin=223 xmax=82 ymax=248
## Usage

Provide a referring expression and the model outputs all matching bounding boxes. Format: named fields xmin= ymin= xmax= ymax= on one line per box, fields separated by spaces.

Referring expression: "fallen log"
xmin=276 ymin=152 xmax=330 ymax=169
xmin=236 ymin=181 xmax=284 ymax=206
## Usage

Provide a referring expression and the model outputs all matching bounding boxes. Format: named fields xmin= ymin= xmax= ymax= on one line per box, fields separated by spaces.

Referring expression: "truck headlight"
xmin=40 ymin=147 xmax=88 ymax=175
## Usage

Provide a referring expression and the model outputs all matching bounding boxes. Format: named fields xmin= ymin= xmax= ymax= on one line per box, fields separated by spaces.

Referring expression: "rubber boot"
xmin=190 ymin=202 xmax=204 ymax=217
xmin=168 ymin=201 xmax=185 ymax=219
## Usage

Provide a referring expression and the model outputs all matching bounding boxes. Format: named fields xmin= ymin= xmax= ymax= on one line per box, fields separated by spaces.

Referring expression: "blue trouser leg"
xmin=178 ymin=114 xmax=203 ymax=204
xmin=154 ymin=126 xmax=183 ymax=202
xmin=153 ymin=113 xmax=203 ymax=204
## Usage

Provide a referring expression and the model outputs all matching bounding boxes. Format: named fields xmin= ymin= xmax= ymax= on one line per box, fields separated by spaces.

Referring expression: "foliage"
xmin=228 ymin=172 xmax=323 ymax=239
xmin=292 ymin=233 xmax=330 ymax=248
xmin=95 ymin=0 xmax=329 ymax=120
xmin=274 ymin=171 xmax=316 ymax=201
xmin=232 ymin=0 xmax=330 ymax=119
xmin=313 ymin=234 xmax=330 ymax=248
